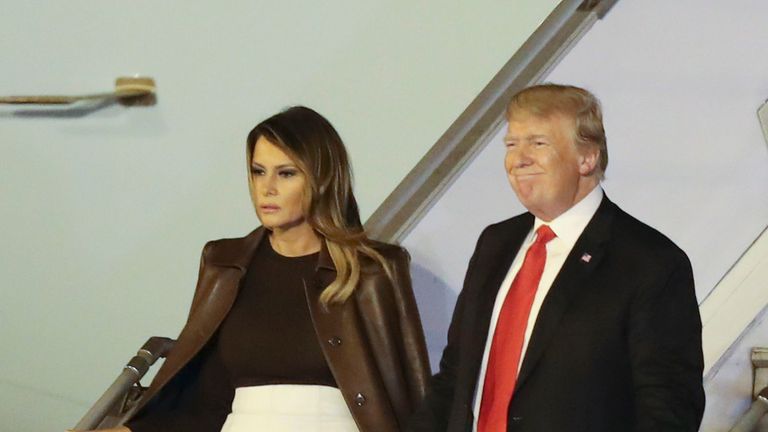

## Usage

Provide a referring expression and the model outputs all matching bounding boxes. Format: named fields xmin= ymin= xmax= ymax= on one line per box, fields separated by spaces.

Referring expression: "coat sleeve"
xmin=407 ymin=227 xmax=487 ymax=431
xmin=627 ymin=249 xmax=705 ymax=432
xmin=388 ymin=247 xmax=432 ymax=407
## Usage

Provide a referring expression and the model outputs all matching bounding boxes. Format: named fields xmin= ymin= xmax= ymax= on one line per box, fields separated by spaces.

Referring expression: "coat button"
xmin=327 ymin=337 xmax=342 ymax=347
xmin=354 ymin=392 xmax=366 ymax=406
xmin=510 ymin=416 xmax=523 ymax=422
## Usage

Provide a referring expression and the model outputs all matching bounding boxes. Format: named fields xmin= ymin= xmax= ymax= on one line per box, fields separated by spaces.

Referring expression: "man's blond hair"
xmin=507 ymin=83 xmax=608 ymax=177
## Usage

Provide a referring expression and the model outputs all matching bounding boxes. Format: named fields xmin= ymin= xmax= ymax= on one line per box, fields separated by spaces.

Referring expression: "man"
xmin=409 ymin=84 xmax=705 ymax=431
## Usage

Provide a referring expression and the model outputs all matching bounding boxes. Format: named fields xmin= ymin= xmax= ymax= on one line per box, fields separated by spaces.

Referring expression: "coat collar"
xmin=206 ymin=226 xmax=336 ymax=274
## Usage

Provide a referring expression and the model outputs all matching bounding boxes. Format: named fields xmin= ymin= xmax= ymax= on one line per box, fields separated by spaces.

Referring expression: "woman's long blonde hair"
xmin=246 ymin=106 xmax=392 ymax=307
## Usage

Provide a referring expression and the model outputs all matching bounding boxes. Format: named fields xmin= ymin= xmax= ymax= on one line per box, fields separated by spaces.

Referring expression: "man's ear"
xmin=578 ymin=147 xmax=600 ymax=176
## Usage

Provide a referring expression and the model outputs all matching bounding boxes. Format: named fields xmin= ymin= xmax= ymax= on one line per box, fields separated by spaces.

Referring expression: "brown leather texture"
xmin=126 ymin=227 xmax=430 ymax=432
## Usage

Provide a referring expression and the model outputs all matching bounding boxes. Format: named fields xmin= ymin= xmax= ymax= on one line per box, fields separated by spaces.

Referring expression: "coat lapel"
xmin=205 ymin=227 xmax=264 ymax=271
xmin=129 ymin=228 xmax=264 ymax=417
xmin=184 ymin=227 xmax=264 ymax=340
xmin=302 ymin=244 xmax=401 ymax=431
xmin=514 ymin=197 xmax=615 ymax=391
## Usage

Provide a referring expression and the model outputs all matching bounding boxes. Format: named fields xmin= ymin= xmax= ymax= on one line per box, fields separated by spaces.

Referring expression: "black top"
xmin=127 ymin=238 xmax=335 ymax=432
xmin=217 ymin=237 xmax=334 ymax=387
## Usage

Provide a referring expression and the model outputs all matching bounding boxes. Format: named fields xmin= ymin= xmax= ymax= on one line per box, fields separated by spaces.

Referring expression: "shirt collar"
xmin=533 ymin=185 xmax=603 ymax=246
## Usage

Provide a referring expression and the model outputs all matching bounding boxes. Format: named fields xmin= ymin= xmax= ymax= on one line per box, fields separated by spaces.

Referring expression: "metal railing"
xmin=0 ymin=77 xmax=156 ymax=106
xmin=729 ymin=387 xmax=768 ymax=432
xmin=71 ymin=337 xmax=175 ymax=431
xmin=364 ymin=0 xmax=619 ymax=243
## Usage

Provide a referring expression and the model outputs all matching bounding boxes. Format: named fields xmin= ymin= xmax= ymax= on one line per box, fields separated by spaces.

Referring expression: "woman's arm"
xmin=388 ymin=247 xmax=431 ymax=405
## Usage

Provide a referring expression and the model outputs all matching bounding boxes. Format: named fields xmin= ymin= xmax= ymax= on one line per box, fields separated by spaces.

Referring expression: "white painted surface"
xmin=701 ymin=228 xmax=768 ymax=375
xmin=0 ymin=1 xmax=560 ymax=430
xmin=698 ymin=228 xmax=768 ymax=430
xmin=403 ymin=1 xmax=768 ymax=429
xmin=703 ymin=305 xmax=768 ymax=431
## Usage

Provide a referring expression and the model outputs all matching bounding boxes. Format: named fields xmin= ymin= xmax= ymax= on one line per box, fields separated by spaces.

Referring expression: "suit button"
xmin=510 ymin=416 xmax=523 ymax=422
xmin=327 ymin=337 xmax=342 ymax=347
xmin=354 ymin=392 xmax=366 ymax=406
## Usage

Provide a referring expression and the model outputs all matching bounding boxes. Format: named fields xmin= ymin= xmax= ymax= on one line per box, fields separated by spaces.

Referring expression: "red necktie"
xmin=478 ymin=225 xmax=556 ymax=432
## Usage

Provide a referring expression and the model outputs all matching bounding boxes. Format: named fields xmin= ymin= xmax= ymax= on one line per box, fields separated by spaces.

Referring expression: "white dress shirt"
xmin=471 ymin=186 xmax=604 ymax=431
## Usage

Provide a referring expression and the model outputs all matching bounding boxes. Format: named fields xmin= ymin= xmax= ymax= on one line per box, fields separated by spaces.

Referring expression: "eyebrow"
xmin=250 ymin=162 xmax=298 ymax=169
xmin=504 ymin=133 xmax=549 ymax=141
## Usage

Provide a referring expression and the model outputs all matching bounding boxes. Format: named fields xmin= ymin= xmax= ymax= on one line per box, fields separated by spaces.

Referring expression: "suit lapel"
xmin=457 ymin=216 xmax=534 ymax=402
xmin=515 ymin=197 xmax=615 ymax=391
xmin=470 ymin=218 xmax=533 ymax=349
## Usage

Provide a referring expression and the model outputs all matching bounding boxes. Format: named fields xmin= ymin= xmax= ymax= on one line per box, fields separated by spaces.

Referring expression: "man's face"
xmin=504 ymin=111 xmax=596 ymax=221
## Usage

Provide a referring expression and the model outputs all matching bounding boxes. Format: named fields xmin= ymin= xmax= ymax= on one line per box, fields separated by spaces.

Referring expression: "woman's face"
xmin=250 ymin=136 xmax=310 ymax=234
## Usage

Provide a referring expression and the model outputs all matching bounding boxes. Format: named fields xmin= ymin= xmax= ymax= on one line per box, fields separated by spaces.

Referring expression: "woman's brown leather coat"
xmin=125 ymin=227 xmax=431 ymax=431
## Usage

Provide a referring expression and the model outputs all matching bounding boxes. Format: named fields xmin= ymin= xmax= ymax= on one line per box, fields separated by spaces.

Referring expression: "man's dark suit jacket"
xmin=409 ymin=196 xmax=705 ymax=432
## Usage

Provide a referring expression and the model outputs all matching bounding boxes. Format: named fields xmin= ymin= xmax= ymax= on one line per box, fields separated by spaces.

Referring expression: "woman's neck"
xmin=269 ymin=223 xmax=322 ymax=257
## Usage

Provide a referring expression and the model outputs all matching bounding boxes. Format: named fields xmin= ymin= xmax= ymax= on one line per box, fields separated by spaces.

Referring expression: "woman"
xmin=96 ymin=106 xmax=430 ymax=432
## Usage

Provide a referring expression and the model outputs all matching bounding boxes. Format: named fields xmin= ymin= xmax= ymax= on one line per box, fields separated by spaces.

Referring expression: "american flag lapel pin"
xmin=580 ymin=252 xmax=592 ymax=263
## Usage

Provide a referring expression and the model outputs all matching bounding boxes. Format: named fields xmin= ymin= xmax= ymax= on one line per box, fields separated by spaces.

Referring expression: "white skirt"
xmin=219 ymin=384 xmax=359 ymax=432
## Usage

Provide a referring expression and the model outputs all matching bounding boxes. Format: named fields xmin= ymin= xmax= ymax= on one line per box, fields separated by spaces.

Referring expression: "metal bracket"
xmin=578 ymin=0 xmax=619 ymax=18
xmin=753 ymin=347 xmax=768 ymax=399
xmin=758 ymin=100 xmax=768 ymax=147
